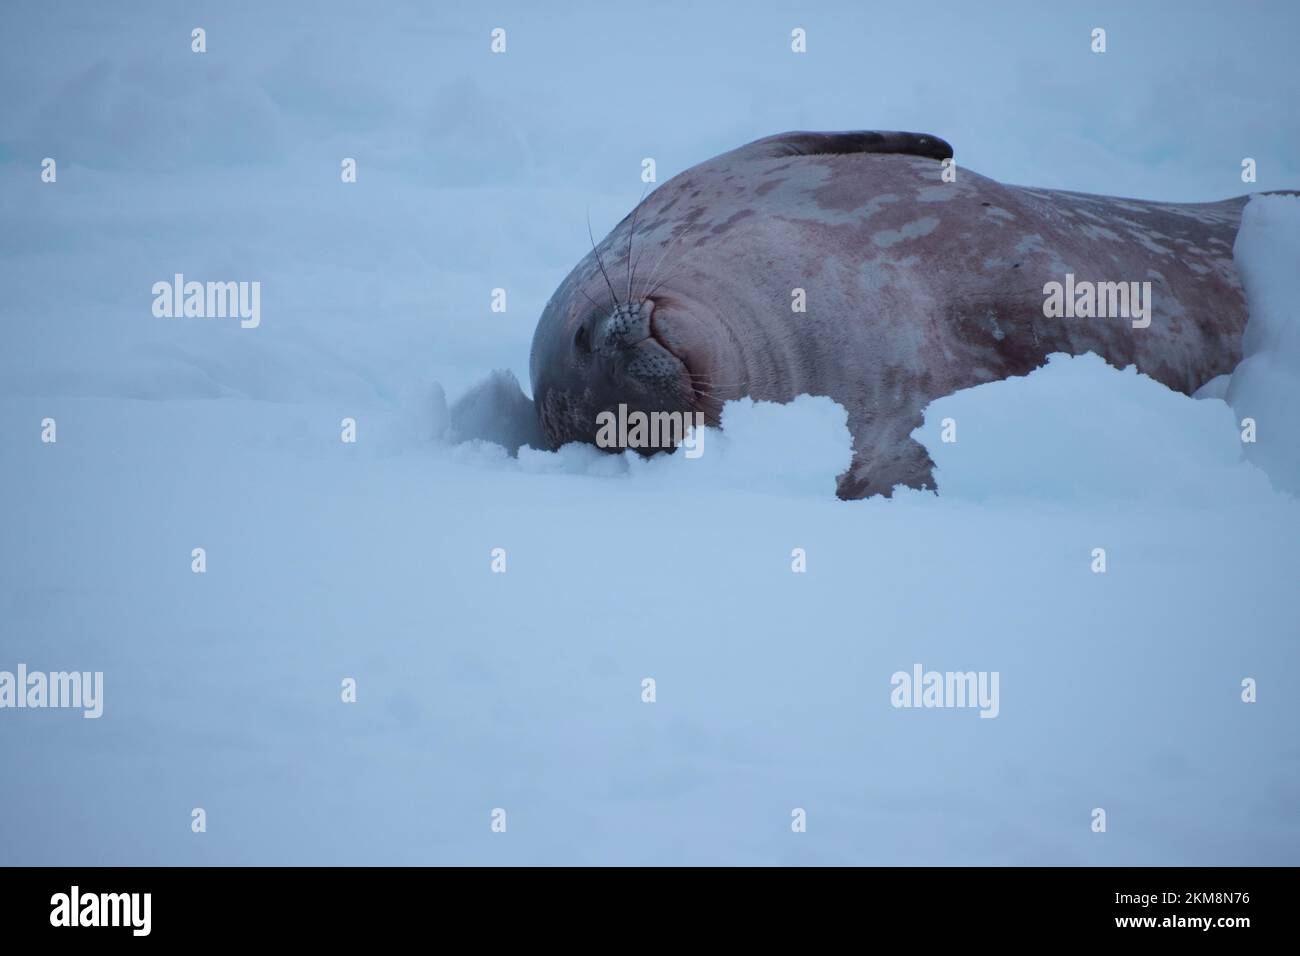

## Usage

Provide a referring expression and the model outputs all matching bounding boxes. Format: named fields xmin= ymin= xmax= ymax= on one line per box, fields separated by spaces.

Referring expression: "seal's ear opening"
xmin=742 ymin=130 xmax=954 ymax=162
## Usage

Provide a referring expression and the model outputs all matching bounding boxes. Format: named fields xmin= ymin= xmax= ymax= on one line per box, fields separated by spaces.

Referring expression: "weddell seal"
xmin=528 ymin=130 xmax=1255 ymax=498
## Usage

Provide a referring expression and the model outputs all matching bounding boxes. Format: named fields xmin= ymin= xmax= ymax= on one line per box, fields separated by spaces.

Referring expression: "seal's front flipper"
xmin=837 ymin=427 xmax=937 ymax=500
xmin=449 ymin=369 xmax=548 ymax=455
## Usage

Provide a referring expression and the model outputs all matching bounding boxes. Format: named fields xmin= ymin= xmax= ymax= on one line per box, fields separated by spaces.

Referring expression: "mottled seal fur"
xmin=529 ymin=130 xmax=1253 ymax=498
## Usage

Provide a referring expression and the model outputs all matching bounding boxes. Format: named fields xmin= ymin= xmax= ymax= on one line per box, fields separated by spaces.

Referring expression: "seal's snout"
xmin=594 ymin=299 xmax=655 ymax=356
xmin=590 ymin=298 xmax=690 ymax=400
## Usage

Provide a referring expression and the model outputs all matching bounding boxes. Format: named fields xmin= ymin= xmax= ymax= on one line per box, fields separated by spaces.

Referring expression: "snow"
xmin=5 ymin=339 xmax=1298 ymax=864
xmin=1221 ymin=195 xmax=1300 ymax=495
xmin=923 ymin=352 xmax=1276 ymax=504
xmin=3 ymin=0 xmax=1299 ymax=866
xmin=448 ymin=369 xmax=540 ymax=454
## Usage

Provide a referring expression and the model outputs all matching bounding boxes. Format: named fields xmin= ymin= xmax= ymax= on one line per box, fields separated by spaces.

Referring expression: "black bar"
xmin=0 ymin=866 xmax=1281 ymax=941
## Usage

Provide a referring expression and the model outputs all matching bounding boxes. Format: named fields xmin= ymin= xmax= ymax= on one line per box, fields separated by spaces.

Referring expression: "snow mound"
xmin=627 ymin=394 xmax=853 ymax=497
xmin=512 ymin=394 xmax=852 ymax=498
xmin=915 ymin=352 xmax=1274 ymax=503
xmin=1222 ymin=194 xmax=1300 ymax=495
xmin=448 ymin=369 xmax=546 ymax=454
xmin=449 ymin=354 xmax=1282 ymax=507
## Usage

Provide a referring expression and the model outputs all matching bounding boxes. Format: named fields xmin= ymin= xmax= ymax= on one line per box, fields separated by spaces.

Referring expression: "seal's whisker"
xmin=635 ymin=219 xmax=700 ymax=303
xmin=643 ymin=267 xmax=690 ymax=304
xmin=670 ymin=380 xmax=716 ymax=414
xmin=625 ymin=184 xmax=650 ymax=305
xmin=682 ymin=372 xmax=741 ymax=399
xmin=638 ymin=239 xmax=693 ymax=302
xmin=641 ymin=236 xmax=707 ymax=302
xmin=577 ymin=287 xmax=603 ymax=314
xmin=587 ymin=210 xmax=621 ymax=309
xmin=689 ymin=375 xmax=749 ymax=391
xmin=683 ymin=387 xmax=727 ymax=422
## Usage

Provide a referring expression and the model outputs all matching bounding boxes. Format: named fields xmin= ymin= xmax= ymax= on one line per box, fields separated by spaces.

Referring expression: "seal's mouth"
xmin=647 ymin=306 xmax=689 ymax=372
xmin=644 ymin=297 xmax=727 ymax=423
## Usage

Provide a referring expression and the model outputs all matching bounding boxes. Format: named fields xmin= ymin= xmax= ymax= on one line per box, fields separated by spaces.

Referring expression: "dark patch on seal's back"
xmin=709 ymin=209 xmax=756 ymax=237
xmin=739 ymin=130 xmax=954 ymax=163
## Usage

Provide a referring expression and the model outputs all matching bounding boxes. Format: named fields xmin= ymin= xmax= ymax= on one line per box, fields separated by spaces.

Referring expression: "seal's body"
xmin=529 ymin=131 xmax=1250 ymax=497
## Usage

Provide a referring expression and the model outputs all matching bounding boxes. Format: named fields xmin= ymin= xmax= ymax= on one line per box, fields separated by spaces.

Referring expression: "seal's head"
xmin=528 ymin=231 xmax=725 ymax=453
